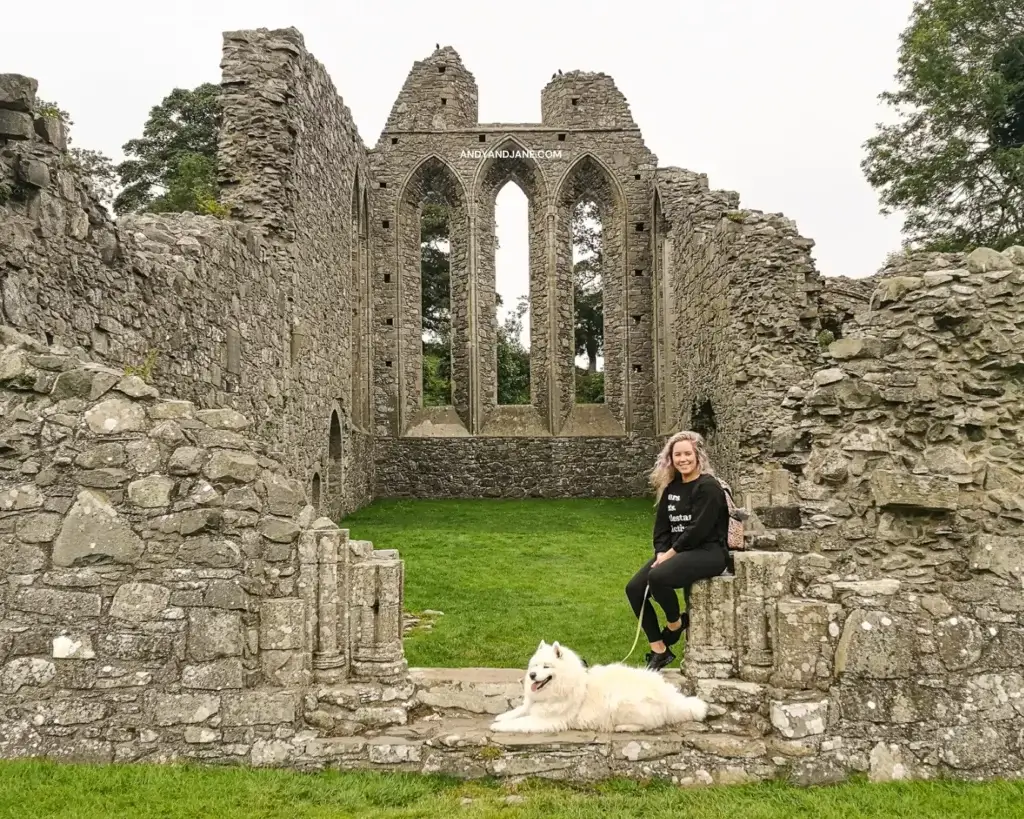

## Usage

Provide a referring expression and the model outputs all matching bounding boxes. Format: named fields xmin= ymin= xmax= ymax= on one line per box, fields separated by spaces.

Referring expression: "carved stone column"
xmin=684 ymin=574 xmax=737 ymax=680
xmin=313 ymin=527 xmax=348 ymax=681
xmin=349 ymin=540 xmax=407 ymax=684
xmin=734 ymin=551 xmax=793 ymax=683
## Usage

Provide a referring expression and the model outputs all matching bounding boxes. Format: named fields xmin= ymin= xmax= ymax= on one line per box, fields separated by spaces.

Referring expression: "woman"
xmin=625 ymin=430 xmax=730 ymax=671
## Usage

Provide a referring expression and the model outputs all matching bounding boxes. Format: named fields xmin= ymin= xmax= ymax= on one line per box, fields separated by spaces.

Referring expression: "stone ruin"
xmin=1 ymin=27 xmax=1022 ymax=785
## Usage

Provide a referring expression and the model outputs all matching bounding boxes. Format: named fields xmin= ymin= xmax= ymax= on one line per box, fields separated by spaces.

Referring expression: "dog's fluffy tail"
xmin=671 ymin=693 xmax=709 ymax=723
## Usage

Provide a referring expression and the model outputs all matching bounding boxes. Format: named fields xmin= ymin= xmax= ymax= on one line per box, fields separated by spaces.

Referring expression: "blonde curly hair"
xmin=649 ymin=430 xmax=715 ymax=504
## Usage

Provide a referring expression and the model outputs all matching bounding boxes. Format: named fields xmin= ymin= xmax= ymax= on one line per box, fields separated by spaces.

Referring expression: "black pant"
xmin=625 ymin=544 xmax=727 ymax=644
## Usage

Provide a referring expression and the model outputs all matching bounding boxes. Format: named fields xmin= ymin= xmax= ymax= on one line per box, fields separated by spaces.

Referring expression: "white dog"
xmin=489 ymin=640 xmax=709 ymax=733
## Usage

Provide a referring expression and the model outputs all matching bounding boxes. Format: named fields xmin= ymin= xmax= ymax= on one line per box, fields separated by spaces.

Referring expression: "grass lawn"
xmin=343 ymin=498 xmax=658 ymax=668
xmin=0 ymin=761 xmax=1020 ymax=818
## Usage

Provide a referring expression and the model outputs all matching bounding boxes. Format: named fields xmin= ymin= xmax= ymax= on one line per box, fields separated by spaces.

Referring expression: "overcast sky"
xmin=7 ymin=0 xmax=915 ymax=347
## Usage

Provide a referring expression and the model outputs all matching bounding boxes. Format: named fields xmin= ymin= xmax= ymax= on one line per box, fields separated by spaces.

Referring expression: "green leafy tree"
xmin=572 ymin=199 xmax=604 ymax=402
xmin=572 ymin=200 xmax=603 ymax=374
xmin=113 ymin=83 xmax=225 ymax=216
xmin=420 ymin=199 xmax=452 ymax=340
xmin=496 ymin=293 xmax=530 ymax=405
xmin=862 ymin=1 xmax=1024 ymax=251
xmin=420 ymin=198 xmax=453 ymax=406
xmin=34 ymin=100 xmax=118 ymax=211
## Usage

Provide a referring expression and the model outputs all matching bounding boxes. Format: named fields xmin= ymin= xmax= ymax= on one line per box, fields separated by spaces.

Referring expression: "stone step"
xmin=283 ymin=714 xmax=795 ymax=784
xmin=408 ymin=668 xmax=774 ymax=737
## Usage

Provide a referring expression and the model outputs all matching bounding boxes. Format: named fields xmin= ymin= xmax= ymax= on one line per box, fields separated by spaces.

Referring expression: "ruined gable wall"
xmin=217 ymin=28 xmax=375 ymax=518
xmin=370 ymin=55 xmax=666 ymax=499
xmin=0 ymin=329 xmax=409 ymax=766
xmin=657 ymin=168 xmax=824 ymax=502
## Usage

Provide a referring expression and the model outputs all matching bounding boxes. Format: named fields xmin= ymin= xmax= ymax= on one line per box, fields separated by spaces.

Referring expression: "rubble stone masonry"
xmin=2 ymin=26 xmax=1022 ymax=785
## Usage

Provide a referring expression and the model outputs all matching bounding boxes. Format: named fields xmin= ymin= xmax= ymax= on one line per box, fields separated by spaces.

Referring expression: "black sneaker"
xmin=661 ymin=613 xmax=688 ymax=647
xmin=644 ymin=648 xmax=675 ymax=671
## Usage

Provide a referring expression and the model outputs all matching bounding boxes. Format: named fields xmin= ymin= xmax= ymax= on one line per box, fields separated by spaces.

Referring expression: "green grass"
xmin=343 ymin=498 xmax=658 ymax=667
xmin=0 ymin=761 xmax=1019 ymax=818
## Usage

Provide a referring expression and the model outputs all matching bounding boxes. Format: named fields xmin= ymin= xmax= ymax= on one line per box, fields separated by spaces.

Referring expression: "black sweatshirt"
xmin=653 ymin=473 xmax=730 ymax=554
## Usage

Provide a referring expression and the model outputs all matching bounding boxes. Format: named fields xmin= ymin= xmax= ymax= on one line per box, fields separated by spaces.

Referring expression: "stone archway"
xmin=395 ymin=156 xmax=470 ymax=434
xmin=473 ymin=137 xmax=549 ymax=434
xmin=554 ymin=153 xmax=628 ymax=435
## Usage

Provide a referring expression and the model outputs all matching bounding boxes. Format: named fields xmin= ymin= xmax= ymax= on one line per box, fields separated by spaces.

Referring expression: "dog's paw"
xmin=690 ymin=698 xmax=710 ymax=722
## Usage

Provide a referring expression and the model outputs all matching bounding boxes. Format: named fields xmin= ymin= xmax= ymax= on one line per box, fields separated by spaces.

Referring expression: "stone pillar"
xmin=296 ymin=521 xmax=350 ymax=684
xmin=349 ymin=540 xmax=407 ymax=683
xmin=684 ymin=574 xmax=737 ymax=680
xmin=733 ymin=551 xmax=793 ymax=683
xmin=313 ymin=527 xmax=348 ymax=681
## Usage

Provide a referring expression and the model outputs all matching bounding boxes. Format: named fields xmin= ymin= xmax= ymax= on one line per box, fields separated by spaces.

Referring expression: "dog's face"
xmin=525 ymin=640 xmax=584 ymax=695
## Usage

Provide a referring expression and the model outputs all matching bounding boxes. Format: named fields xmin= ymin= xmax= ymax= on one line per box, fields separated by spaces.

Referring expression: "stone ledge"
xmin=271 ymin=714 xmax=1023 ymax=785
xmin=408 ymin=668 xmax=759 ymax=718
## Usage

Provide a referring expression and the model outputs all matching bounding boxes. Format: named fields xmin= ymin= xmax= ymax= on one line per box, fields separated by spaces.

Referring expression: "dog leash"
xmin=620 ymin=582 xmax=649 ymax=663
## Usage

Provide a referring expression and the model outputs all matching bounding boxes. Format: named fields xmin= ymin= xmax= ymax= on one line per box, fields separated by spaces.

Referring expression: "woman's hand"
xmin=654 ymin=548 xmax=676 ymax=566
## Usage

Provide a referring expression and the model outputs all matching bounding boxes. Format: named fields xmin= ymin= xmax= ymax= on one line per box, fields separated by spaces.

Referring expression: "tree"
xmin=496 ymin=294 xmax=530 ymax=405
xmin=990 ymin=34 xmax=1024 ymax=150
xmin=421 ymin=198 xmax=453 ymax=406
xmin=420 ymin=199 xmax=451 ymax=341
xmin=113 ymin=83 xmax=225 ymax=216
xmin=34 ymin=100 xmax=118 ymax=211
xmin=572 ymin=200 xmax=603 ymax=373
xmin=862 ymin=1 xmax=1024 ymax=252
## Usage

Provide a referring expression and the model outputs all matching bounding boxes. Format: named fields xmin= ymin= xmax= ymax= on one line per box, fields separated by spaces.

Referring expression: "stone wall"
xmin=0 ymin=83 xmax=291 ymax=459
xmin=369 ymin=50 xmax=659 ymax=446
xmin=655 ymin=168 xmax=825 ymax=503
xmin=4 ymin=27 xmax=1024 ymax=788
xmin=0 ymin=328 xmax=409 ymax=765
xmin=217 ymin=28 xmax=375 ymax=519
xmin=2 ymin=32 xmax=376 ymax=521
xmin=374 ymin=436 xmax=662 ymax=499
xmin=683 ymin=245 xmax=1024 ymax=784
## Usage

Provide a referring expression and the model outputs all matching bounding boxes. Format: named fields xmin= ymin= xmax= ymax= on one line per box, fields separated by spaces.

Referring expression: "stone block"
xmin=152 ymin=693 xmax=220 ymax=726
xmin=13 ymin=588 xmax=101 ymax=619
xmin=221 ymin=691 xmax=296 ymax=726
xmin=261 ymin=650 xmax=309 ymax=686
xmin=685 ymin=575 xmax=737 ymax=680
xmin=181 ymin=659 xmax=244 ymax=690
xmin=934 ymin=615 xmax=985 ymax=671
xmin=17 ymin=159 xmax=50 ymax=188
xmin=834 ymin=609 xmax=916 ymax=679
xmin=260 ymin=599 xmax=305 ymax=650
xmin=771 ymin=599 xmax=843 ymax=689
xmin=264 ymin=472 xmax=306 ymax=517
xmin=34 ymin=114 xmax=66 ymax=149
xmin=188 ymin=608 xmax=243 ymax=662
xmin=828 ymin=337 xmax=883 ymax=360
xmin=52 ymin=634 xmax=96 ymax=660
xmin=0 ymin=74 xmax=38 ymax=111
xmin=0 ymin=109 xmax=33 ymax=139
xmin=205 ymin=450 xmax=260 ymax=482
xmin=110 ymin=583 xmax=170 ymax=622
xmin=869 ymin=469 xmax=958 ymax=511
xmin=52 ymin=490 xmax=144 ymax=567
xmin=968 ymin=534 xmax=1023 ymax=581
xmin=1 ymin=657 xmax=56 ymax=693
xmin=770 ymin=699 xmax=828 ymax=738
xmin=753 ymin=505 xmax=802 ymax=529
